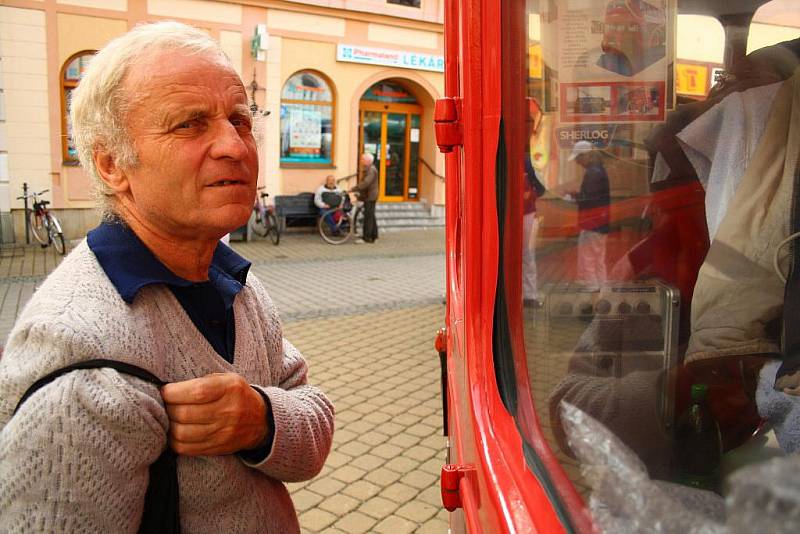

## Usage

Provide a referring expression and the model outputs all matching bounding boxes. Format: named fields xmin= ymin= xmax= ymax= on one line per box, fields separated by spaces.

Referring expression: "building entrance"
xmin=359 ymin=81 xmax=422 ymax=202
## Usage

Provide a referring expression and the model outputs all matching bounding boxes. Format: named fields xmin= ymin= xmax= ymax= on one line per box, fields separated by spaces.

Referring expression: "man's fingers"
xmin=161 ymin=374 xmax=230 ymax=404
xmin=165 ymin=401 xmax=221 ymax=424
xmin=169 ymin=421 xmax=218 ymax=444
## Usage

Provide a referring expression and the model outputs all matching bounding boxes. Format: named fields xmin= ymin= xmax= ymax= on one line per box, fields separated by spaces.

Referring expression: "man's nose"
xmin=209 ymin=120 xmax=250 ymax=160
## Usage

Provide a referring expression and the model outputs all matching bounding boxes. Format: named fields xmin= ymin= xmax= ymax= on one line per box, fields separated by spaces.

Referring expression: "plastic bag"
xmin=559 ymin=402 xmax=800 ymax=533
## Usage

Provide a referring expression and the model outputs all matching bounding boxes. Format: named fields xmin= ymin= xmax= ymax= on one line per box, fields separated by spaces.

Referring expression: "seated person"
xmin=314 ymin=175 xmax=344 ymax=232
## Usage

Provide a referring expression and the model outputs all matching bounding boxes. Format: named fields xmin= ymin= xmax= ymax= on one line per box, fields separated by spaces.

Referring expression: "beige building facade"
xmin=0 ymin=0 xmax=446 ymax=240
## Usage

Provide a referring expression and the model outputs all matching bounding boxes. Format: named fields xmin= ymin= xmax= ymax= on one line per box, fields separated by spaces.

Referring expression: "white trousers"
xmin=522 ymin=213 xmax=539 ymax=300
xmin=577 ymin=230 xmax=608 ymax=285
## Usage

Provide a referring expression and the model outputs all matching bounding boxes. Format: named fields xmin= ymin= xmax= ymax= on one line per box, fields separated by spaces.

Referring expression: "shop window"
xmin=387 ymin=0 xmax=421 ymax=6
xmin=61 ymin=51 xmax=95 ymax=164
xmin=280 ymin=71 xmax=335 ymax=166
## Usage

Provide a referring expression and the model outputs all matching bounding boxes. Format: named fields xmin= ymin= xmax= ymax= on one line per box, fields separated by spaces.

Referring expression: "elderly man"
xmin=350 ymin=153 xmax=379 ymax=243
xmin=0 ymin=21 xmax=333 ymax=533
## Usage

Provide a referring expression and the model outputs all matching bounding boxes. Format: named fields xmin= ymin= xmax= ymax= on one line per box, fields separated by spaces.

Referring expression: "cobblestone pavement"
xmin=0 ymin=229 xmax=449 ymax=533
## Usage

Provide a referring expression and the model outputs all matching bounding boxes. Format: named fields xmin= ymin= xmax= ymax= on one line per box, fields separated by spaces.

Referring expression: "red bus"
xmin=435 ymin=0 xmax=799 ymax=531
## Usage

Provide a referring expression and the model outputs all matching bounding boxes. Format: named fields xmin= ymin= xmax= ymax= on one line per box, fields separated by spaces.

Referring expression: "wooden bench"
xmin=274 ymin=192 xmax=318 ymax=231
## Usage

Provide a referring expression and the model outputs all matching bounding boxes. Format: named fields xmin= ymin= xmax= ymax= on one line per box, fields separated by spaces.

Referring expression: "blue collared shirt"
xmin=87 ymin=221 xmax=251 ymax=362
xmin=87 ymin=222 xmax=273 ymax=461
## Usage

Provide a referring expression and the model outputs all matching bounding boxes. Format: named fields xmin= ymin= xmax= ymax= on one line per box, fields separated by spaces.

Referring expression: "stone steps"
xmin=374 ymin=202 xmax=444 ymax=230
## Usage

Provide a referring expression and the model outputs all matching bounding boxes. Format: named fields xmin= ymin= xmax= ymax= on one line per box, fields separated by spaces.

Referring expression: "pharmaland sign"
xmin=337 ymin=44 xmax=444 ymax=73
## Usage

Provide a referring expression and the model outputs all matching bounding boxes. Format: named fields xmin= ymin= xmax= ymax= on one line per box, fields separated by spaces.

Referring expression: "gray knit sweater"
xmin=0 ymin=241 xmax=334 ymax=533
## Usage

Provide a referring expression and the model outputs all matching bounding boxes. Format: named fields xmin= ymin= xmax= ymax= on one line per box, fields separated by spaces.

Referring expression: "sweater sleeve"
xmin=240 ymin=278 xmax=334 ymax=482
xmin=245 ymin=338 xmax=335 ymax=482
xmin=0 ymin=368 xmax=168 ymax=533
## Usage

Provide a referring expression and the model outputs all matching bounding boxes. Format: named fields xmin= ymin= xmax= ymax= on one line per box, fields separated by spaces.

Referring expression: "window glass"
xmin=502 ymin=0 xmax=799 ymax=528
xmin=280 ymin=71 xmax=334 ymax=165
xmin=362 ymin=81 xmax=419 ymax=103
xmin=61 ymin=51 xmax=95 ymax=163
xmin=387 ymin=0 xmax=420 ymax=7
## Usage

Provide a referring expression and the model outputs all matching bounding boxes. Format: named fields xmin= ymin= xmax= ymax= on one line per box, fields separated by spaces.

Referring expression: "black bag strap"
xmin=777 ymin=156 xmax=800 ymax=381
xmin=14 ymin=359 xmax=179 ymax=534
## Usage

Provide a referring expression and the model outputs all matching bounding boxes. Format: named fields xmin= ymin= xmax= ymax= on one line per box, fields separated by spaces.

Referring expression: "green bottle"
xmin=672 ymin=383 xmax=722 ymax=492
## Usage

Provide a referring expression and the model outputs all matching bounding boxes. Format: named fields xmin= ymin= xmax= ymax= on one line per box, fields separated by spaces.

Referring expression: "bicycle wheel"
xmin=319 ymin=209 xmax=351 ymax=245
xmin=46 ymin=214 xmax=66 ymax=255
xmin=28 ymin=210 xmax=48 ymax=246
xmin=266 ymin=212 xmax=280 ymax=245
xmin=249 ymin=209 xmax=269 ymax=238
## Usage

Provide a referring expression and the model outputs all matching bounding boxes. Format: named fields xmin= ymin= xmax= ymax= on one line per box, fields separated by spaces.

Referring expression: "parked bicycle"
xmin=17 ymin=188 xmax=66 ymax=255
xmin=250 ymin=186 xmax=280 ymax=245
xmin=318 ymin=185 xmax=364 ymax=245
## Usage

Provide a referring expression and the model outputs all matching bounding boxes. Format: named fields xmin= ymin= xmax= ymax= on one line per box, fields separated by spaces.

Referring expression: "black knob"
xmin=595 ymin=299 xmax=611 ymax=314
xmin=618 ymin=302 xmax=632 ymax=314
xmin=558 ymin=302 xmax=574 ymax=315
xmin=579 ymin=302 xmax=594 ymax=315
xmin=636 ymin=301 xmax=651 ymax=314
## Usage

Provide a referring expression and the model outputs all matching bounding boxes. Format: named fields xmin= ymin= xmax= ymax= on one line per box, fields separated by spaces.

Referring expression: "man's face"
xmin=361 ymin=155 xmax=372 ymax=167
xmin=325 ymin=176 xmax=335 ymax=188
xmin=116 ymin=51 xmax=258 ymax=241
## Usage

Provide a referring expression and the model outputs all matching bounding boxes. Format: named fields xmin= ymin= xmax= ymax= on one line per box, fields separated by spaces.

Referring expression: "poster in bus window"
xmin=542 ymin=0 xmax=676 ymax=123
xmin=288 ymin=109 xmax=322 ymax=158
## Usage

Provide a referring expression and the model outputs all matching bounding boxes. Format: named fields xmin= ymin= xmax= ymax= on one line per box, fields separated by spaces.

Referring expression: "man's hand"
xmin=161 ymin=373 xmax=269 ymax=456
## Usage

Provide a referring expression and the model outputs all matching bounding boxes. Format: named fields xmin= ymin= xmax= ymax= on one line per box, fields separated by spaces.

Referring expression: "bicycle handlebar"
xmin=16 ymin=189 xmax=49 ymax=200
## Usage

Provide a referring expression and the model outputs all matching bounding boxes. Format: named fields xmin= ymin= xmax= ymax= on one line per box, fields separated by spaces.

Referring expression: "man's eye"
xmin=231 ymin=116 xmax=252 ymax=130
xmin=174 ymin=120 xmax=197 ymax=130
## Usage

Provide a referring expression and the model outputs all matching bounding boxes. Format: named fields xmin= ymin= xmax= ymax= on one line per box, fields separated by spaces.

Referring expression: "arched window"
xmin=61 ymin=51 xmax=95 ymax=164
xmin=280 ymin=71 xmax=334 ymax=166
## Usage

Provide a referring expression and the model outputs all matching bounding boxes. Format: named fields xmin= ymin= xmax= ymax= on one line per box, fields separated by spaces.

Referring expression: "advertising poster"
xmin=544 ymin=0 xmax=675 ymax=123
xmin=289 ymin=109 xmax=322 ymax=157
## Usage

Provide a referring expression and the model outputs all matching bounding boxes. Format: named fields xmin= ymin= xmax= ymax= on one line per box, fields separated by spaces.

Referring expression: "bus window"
xmin=498 ymin=0 xmax=800 ymax=527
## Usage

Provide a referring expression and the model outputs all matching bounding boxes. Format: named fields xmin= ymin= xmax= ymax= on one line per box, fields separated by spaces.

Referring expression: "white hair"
xmin=362 ymin=153 xmax=375 ymax=165
xmin=70 ymin=21 xmax=235 ymax=219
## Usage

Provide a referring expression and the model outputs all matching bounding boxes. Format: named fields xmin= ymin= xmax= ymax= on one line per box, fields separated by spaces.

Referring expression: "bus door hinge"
xmin=441 ymin=463 xmax=475 ymax=511
xmin=434 ymin=97 xmax=463 ymax=153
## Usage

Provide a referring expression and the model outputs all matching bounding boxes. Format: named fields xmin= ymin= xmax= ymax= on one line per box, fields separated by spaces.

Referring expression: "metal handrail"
xmin=419 ymin=157 xmax=445 ymax=182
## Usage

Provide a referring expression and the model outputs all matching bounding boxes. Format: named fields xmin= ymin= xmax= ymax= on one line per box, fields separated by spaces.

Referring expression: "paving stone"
xmin=307 ymin=477 xmax=347 ymax=497
xmin=380 ymin=482 xmax=419 ymax=504
xmin=384 ymin=455 xmax=421 ymax=474
xmin=319 ymin=493 xmax=360 ymax=515
xmin=299 ymin=508 xmax=338 ymax=531
xmin=399 ymin=470 xmax=438 ymax=490
xmin=359 ymin=496 xmax=401 ymax=519
xmin=357 ymin=431 xmax=389 ymax=446
xmin=416 ymin=518 xmax=450 ymax=533
xmin=386 ymin=433 xmax=420 ymax=448
xmin=364 ymin=467 xmax=402 ymax=486
xmin=332 ymin=511 xmax=378 ymax=534
xmin=373 ymin=514 xmax=418 ymax=534
xmin=402 ymin=444 xmax=439 ymax=462
xmin=336 ymin=440 xmax=371 ymax=457
xmin=395 ymin=500 xmax=439 ymax=523
xmin=291 ymin=489 xmax=324 ymax=512
xmin=341 ymin=479 xmax=381 ymax=501
xmin=371 ymin=443 xmax=405 ymax=459
xmin=330 ymin=465 xmax=367 ymax=484
xmin=351 ymin=453 xmax=385 ymax=471
xmin=418 ymin=485 xmax=443 ymax=508
xmin=324 ymin=450 xmax=353 ymax=468
xmin=406 ymin=423 xmax=437 ymax=438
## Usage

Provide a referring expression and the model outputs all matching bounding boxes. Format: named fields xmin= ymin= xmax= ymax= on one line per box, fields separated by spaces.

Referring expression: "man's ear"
xmin=93 ymin=147 xmax=130 ymax=194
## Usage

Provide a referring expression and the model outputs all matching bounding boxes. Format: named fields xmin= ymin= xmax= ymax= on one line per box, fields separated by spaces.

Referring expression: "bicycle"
xmin=249 ymin=186 xmax=280 ymax=245
xmin=318 ymin=192 xmax=364 ymax=245
xmin=17 ymin=188 xmax=66 ymax=255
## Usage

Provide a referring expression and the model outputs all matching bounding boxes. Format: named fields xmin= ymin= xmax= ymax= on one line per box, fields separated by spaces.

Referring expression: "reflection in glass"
xmin=509 ymin=1 xmax=799 ymax=527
